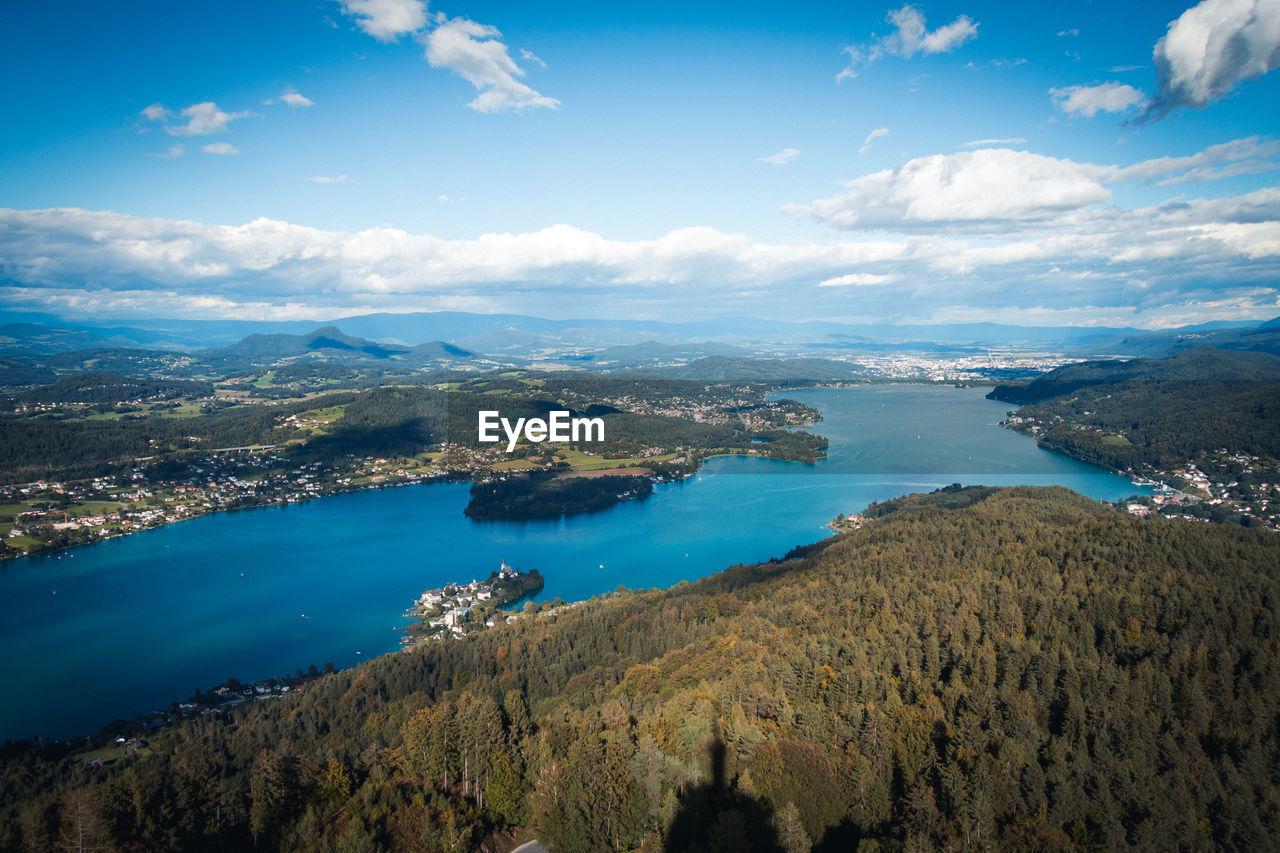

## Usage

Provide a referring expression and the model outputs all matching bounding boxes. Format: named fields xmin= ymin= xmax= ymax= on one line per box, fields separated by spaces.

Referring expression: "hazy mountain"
xmin=3 ymin=310 xmax=1277 ymax=361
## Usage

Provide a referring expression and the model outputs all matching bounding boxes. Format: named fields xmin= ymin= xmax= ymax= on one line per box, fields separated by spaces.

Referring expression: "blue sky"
xmin=1 ymin=0 xmax=1279 ymax=327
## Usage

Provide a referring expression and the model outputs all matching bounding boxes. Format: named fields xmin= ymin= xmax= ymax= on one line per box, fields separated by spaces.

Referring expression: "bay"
xmin=0 ymin=386 xmax=1151 ymax=741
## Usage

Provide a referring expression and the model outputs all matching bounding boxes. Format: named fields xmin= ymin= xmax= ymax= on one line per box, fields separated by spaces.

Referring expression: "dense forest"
xmin=464 ymin=472 xmax=655 ymax=520
xmin=989 ymin=348 xmax=1280 ymax=473
xmin=2 ymin=486 xmax=1276 ymax=851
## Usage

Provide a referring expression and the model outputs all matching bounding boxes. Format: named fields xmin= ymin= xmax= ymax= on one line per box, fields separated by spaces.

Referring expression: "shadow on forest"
xmin=664 ymin=733 xmax=785 ymax=853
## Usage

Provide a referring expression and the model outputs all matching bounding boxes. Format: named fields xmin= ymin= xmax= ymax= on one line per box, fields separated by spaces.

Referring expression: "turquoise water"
xmin=0 ymin=386 xmax=1150 ymax=741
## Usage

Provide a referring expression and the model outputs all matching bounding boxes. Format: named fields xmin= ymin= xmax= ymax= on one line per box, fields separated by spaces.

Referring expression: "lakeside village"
xmin=0 ymin=439 xmax=605 ymax=560
xmin=0 ymin=385 xmax=816 ymax=560
xmin=403 ymin=560 xmax=545 ymax=644
xmin=1004 ymin=412 xmax=1280 ymax=530
xmin=825 ymin=446 xmax=1280 ymax=533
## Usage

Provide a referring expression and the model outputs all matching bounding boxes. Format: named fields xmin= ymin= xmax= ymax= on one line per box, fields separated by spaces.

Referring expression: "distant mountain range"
xmin=1 ymin=310 xmax=1278 ymax=368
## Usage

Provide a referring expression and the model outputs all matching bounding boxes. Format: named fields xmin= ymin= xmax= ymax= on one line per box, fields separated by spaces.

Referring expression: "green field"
xmin=156 ymin=403 xmax=205 ymax=418
xmin=71 ymin=744 xmax=153 ymax=764
xmin=558 ymin=448 xmax=677 ymax=470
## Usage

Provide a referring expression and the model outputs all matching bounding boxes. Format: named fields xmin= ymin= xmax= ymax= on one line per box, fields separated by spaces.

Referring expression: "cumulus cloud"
xmin=788 ymin=138 xmax=1280 ymax=233
xmin=1051 ymin=82 xmax=1146 ymax=117
xmin=266 ymin=89 xmax=314 ymax=107
xmin=160 ymin=102 xmax=252 ymax=137
xmin=3 ymin=184 xmax=1276 ymax=328
xmin=785 ymin=148 xmax=1112 ymax=229
xmin=860 ymin=127 xmax=889 ymax=155
xmin=757 ymin=147 xmax=801 ymax=165
xmin=839 ymin=5 xmax=978 ymax=82
xmin=1145 ymin=0 xmax=1280 ymax=118
xmin=140 ymin=103 xmax=170 ymax=122
xmin=336 ymin=0 xmax=427 ymax=41
xmin=422 ymin=17 xmax=559 ymax=112
xmin=202 ymin=142 xmax=239 ymax=155
xmin=331 ymin=1 xmax=557 ymax=114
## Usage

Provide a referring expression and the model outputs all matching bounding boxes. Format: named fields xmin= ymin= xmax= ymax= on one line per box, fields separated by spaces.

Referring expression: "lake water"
xmin=0 ymin=386 xmax=1151 ymax=741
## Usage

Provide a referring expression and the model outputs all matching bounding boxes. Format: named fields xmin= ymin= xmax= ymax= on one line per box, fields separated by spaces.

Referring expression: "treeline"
xmin=6 ymin=373 xmax=215 ymax=405
xmin=1 ymin=486 xmax=1276 ymax=851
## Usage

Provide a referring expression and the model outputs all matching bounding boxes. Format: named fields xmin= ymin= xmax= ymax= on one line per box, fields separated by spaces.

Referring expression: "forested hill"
xmin=983 ymin=349 xmax=1280 ymax=505
xmin=987 ymin=346 xmax=1280 ymax=406
xmin=2 ymin=486 xmax=1278 ymax=851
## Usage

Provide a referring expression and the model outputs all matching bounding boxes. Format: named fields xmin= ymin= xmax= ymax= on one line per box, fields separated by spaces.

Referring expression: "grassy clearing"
xmin=492 ymin=459 xmax=538 ymax=471
xmin=156 ymin=404 xmax=204 ymax=419
xmin=558 ymin=448 xmax=677 ymax=471
xmin=69 ymin=502 xmax=121 ymax=516
xmin=558 ymin=467 xmax=654 ymax=479
xmin=1101 ymin=434 xmax=1132 ymax=446
xmin=71 ymin=744 xmax=153 ymax=763
xmin=304 ymin=404 xmax=347 ymax=422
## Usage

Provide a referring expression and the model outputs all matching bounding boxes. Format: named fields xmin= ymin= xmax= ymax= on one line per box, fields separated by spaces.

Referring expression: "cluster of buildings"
xmin=1136 ymin=453 xmax=1280 ymax=528
xmin=412 ymin=561 xmax=528 ymax=641
xmin=567 ymin=391 xmax=813 ymax=431
xmin=1 ymin=451 xmax=457 ymax=559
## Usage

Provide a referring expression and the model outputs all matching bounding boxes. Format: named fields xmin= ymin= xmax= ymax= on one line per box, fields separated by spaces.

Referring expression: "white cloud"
xmin=336 ymin=0 xmax=427 ymax=41
xmin=309 ymin=175 xmax=351 ymax=183
xmin=757 ymin=147 xmax=801 ymax=165
xmin=1057 ymin=28 xmax=1080 ymax=37
xmin=437 ymin=194 xmax=463 ymax=202
xmin=1147 ymin=0 xmax=1280 ymax=117
xmin=273 ymin=90 xmax=314 ymax=107
xmin=839 ymin=4 xmax=978 ymax=82
xmin=519 ymin=48 xmax=547 ymax=69
xmin=149 ymin=144 xmax=185 ymax=159
xmin=788 ymin=138 xmax=1280 ymax=232
xmin=819 ymin=272 xmax=900 ymax=287
xmin=1050 ymin=82 xmax=1146 ymax=117
xmin=961 ymin=137 xmax=1027 ymax=147
xmin=164 ymin=102 xmax=252 ymax=137
xmin=785 ymin=148 xmax=1112 ymax=229
xmin=140 ymin=103 xmax=170 ymax=122
xmin=860 ymin=127 xmax=889 ymax=155
xmin=1113 ymin=136 xmax=1280 ymax=184
xmin=1 ymin=199 xmax=1276 ymax=328
xmin=202 ymin=142 xmax=239 ymax=155
xmin=422 ymin=17 xmax=559 ymax=112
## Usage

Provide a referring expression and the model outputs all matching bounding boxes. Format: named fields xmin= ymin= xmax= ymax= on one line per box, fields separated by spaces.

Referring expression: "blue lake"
xmin=0 ymin=385 xmax=1152 ymax=740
